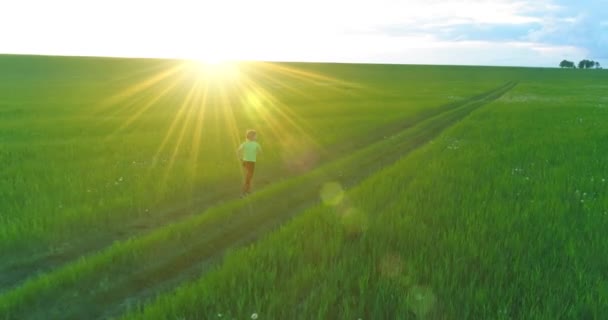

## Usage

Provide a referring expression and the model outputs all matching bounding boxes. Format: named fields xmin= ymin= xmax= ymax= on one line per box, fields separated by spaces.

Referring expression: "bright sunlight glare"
xmin=186 ymin=59 xmax=241 ymax=82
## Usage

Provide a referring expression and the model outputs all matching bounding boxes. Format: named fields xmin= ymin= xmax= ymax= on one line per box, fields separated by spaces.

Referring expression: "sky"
xmin=0 ymin=0 xmax=606 ymax=67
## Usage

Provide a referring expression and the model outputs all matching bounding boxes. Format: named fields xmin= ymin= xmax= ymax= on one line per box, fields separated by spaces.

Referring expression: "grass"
xmin=2 ymin=54 xmax=608 ymax=319
xmin=0 ymin=79 xmax=514 ymax=319
xmin=119 ymin=70 xmax=608 ymax=319
xmin=1 ymin=56 xmax=510 ymax=256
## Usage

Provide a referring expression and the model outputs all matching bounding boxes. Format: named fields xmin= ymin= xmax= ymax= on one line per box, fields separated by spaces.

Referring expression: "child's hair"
xmin=246 ymin=129 xmax=257 ymax=140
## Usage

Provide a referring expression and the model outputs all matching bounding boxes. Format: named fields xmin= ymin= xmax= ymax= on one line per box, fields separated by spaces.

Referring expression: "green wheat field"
xmin=1 ymin=54 xmax=608 ymax=319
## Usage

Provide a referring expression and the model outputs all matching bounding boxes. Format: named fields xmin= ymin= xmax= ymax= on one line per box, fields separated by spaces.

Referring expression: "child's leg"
xmin=248 ymin=163 xmax=256 ymax=192
xmin=241 ymin=162 xmax=249 ymax=194
xmin=242 ymin=162 xmax=255 ymax=194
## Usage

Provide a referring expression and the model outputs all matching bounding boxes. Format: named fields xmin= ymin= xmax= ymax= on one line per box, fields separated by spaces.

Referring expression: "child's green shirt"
xmin=239 ymin=141 xmax=262 ymax=162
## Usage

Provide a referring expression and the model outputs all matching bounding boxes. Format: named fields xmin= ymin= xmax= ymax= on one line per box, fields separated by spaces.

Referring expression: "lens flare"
xmin=320 ymin=182 xmax=344 ymax=206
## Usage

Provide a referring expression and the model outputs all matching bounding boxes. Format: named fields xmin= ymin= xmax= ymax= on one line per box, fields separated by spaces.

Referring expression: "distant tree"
xmin=564 ymin=59 xmax=602 ymax=69
xmin=559 ymin=60 xmax=575 ymax=68
xmin=579 ymin=59 xmax=597 ymax=69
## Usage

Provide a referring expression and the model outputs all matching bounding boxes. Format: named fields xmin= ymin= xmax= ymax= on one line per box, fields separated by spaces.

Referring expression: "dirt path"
xmin=0 ymin=82 xmax=517 ymax=320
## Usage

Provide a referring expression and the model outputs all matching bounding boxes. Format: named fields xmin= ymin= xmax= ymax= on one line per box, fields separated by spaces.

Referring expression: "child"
xmin=237 ymin=129 xmax=262 ymax=197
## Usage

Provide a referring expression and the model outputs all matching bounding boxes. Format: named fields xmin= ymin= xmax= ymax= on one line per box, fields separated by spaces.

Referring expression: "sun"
xmin=198 ymin=55 xmax=226 ymax=65
xmin=186 ymin=58 xmax=240 ymax=81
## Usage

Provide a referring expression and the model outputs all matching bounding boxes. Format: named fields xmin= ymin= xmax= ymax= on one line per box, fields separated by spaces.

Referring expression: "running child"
xmin=237 ymin=129 xmax=262 ymax=197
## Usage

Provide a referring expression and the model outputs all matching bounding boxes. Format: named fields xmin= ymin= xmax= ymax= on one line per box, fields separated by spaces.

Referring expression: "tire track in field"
xmin=1 ymin=82 xmax=517 ymax=320
xmin=0 ymin=83 xmax=516 ymax=319
xmin=0 ymin=82 xmax=514 ymax=293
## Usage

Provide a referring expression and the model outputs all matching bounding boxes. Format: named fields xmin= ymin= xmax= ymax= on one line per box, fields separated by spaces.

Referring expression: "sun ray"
xmin=164 ymin=89 xmax=200 ymax=190
xmin=234 ymin=63 xmax=312 ymax=98
xmin=255 ymin=62 xmax=363 ymax=92
xmin=92 ymin=63 xmax=187 ymax=135
xmin=239 ymin=76 xmax=316 ymax=140
xmin=95 ymin=59 xmax=367 ymax=204
xmin=218 ymin=80 xmax=243 ymax=163
xmin=228 ymin=69 xmax=330 ymax=176
xmin=151 ymin=76 xmax=200 ymax=173
xmin=189 ymin=80 xmax=210 ymax=181
xmin=100 ymin=63 xmax=185 ymax=109
xmin=101 ymin=60 xmax=178 ymax=89
xmin=106 ymin=73 xmax=185 ymax=140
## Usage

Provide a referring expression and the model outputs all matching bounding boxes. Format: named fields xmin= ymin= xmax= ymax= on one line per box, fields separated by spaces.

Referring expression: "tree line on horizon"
xmin=559 ymin=59 xmax=602 ymax=69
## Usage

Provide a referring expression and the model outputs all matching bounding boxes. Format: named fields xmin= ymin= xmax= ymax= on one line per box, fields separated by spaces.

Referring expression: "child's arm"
xmin=236 ymin=144 xmax=243 ymax=159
